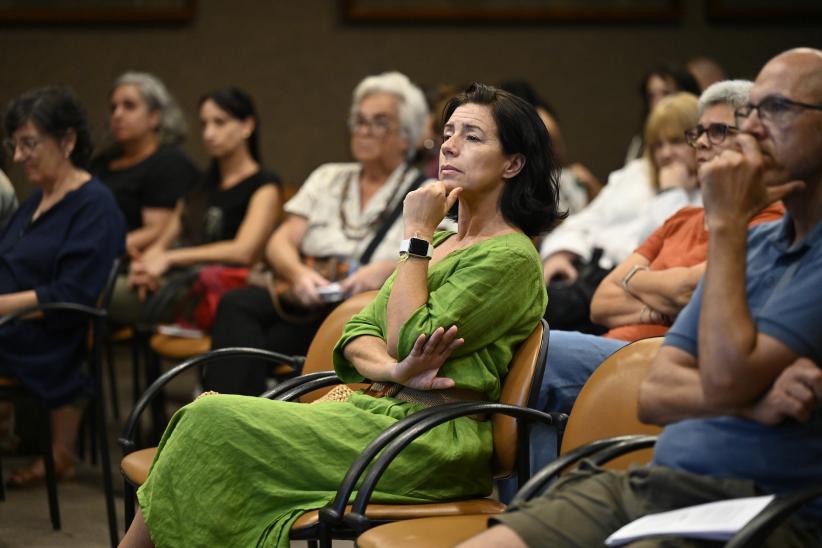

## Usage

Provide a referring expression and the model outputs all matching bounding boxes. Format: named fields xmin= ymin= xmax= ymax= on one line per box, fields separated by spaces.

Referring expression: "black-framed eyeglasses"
xmin=347 ymin=115 xmax=396 ymax=137
xmin=3 ymin=136 xmax=42 ymax=157
xmin=735 ymin=95 xmax=822 ymax=127
xmin=684 ymin=123 xmax=738 ymax=148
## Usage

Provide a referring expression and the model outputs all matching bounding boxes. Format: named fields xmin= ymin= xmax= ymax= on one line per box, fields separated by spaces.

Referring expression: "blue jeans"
xmin=528 ymin=330 xmax=627 ymax=479
xmin=539 ymin=330 xmax=628 ymax=414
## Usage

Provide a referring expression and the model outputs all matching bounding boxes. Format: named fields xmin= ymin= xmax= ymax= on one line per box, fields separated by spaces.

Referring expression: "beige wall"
xmin=1 ymin=1 xmax=820 ymax=198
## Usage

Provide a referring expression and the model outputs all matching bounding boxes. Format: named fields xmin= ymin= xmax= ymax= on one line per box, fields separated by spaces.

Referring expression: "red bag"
xmin=190 ymin=265 xmax=249 ymax=332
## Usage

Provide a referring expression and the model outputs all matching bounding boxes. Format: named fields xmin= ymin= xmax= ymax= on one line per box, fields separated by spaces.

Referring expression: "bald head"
xmin=759 ymin=48 xmax=822 ymax=103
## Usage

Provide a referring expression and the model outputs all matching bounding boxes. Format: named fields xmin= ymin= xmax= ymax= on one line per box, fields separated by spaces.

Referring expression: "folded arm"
xmin=343 ymin=328 xmax=462 ymax=390
xmin=639 ymin=343 xmax=818 ymax=426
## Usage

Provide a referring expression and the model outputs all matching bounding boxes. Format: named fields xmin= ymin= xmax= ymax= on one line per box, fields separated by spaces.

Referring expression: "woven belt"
xmin=363 ymin=382 xmax=486 ymax=408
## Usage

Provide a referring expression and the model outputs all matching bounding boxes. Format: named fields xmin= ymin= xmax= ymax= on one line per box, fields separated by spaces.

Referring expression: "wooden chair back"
xmin=298 ymin=290 xmax=378 ymax=402
xmin=492 ymin=320 xmax=550 ymax=478
xmin=559 ymin=337 xmax=664 ymax=470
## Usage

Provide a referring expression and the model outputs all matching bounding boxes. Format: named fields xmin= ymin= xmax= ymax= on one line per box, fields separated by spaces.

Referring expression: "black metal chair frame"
xmin=118 ymin=346 xmax=306 ymax=531
xmin=118 ymin=319 xmax=563 ymax=547
xmin=511 ymin=434 xmax=822 ymax=547
xmin=0 ymin=301 xmax=119 ymax=547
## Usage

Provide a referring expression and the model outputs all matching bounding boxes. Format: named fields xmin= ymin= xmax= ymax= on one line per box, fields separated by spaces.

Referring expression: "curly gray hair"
xmin=112 ymin=71 xmax=187 ymax=144
xmin=350 ymin=71 xmax=428 ymax=160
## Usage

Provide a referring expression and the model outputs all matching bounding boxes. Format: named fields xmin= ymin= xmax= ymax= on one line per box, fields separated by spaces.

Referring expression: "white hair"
xmin=113 ymin=71 xmax=187 ymax=144
xmin=350 ymin=71 xmax=428 ymax=159
xmin=698 ymin=79 xmax=754 ymax=117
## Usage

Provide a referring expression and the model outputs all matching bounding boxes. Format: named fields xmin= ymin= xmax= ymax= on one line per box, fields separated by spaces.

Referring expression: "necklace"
xmin=337 ymin=164 xmax=411 ymax=241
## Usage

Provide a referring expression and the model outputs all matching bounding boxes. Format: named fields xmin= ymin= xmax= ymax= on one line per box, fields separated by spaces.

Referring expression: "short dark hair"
xmin=198 ymin=87 xmax=260 ymax=162
xmin=3 ymin=86 xmax=93 ymax=168
xmin=442 ymin=83 xmax=564 ymax=237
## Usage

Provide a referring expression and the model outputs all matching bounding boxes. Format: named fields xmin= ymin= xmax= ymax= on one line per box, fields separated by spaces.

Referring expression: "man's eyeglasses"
xmin=735 ymin=95 xmax=822 ymax=127
xmin=684 ymin=123 xmax=737 ymax=148
xmin=3 ymin=137 xmax=41 ymax=157
xmin=348 ymin=115 xmax=396 ymax=137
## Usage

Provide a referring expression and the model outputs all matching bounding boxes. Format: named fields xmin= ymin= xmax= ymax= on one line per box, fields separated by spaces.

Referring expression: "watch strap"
xmin=400 ymin=237 xmax=433 ymax=259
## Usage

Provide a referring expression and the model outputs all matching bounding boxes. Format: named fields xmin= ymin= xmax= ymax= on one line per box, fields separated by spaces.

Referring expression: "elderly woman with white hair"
xmin=204 ymin=71 xmax=430 ymax=395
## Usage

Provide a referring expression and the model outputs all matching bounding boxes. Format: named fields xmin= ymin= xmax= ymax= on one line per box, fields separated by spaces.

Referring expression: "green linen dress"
xmin=137 ymin=230 xmax=547 ymax=547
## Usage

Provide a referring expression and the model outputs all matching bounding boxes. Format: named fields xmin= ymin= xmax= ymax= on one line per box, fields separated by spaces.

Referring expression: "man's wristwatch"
xmin=400 ymin=237 xmax=433 ymax=260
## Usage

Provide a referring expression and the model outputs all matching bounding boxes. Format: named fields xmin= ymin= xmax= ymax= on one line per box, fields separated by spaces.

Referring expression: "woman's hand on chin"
xmin=402 ymin=181 xmax=462 ymax=238
xmin=392 ymin=326 xmax=463 ymax=390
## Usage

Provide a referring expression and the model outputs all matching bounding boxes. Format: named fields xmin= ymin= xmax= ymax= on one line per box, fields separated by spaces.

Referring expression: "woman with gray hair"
xmin=204 ymin=71 xmax=430 ymax=396
xmin=91 ymin=71 xmax=199 ymax=255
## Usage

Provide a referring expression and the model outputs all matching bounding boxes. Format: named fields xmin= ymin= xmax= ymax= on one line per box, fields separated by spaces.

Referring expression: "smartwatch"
xmin=400 ymin=237 xmax=433 ymax=260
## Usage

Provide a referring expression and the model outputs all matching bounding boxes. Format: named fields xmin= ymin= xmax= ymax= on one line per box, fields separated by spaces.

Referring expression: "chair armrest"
xmin=726 ymin=484 xmax=822 ymax=548
xmin=260 ymin=371 xmax=336 ymax=400
xmin=318 ymin=402 xmax=481 ymax=527
xmin=338 ymin=403 xmax=559 ymax=534
xmin=117 ymin=346 xmax=302 ymax=454
xmin=511 ymin=434 xmax=653 ymax=505
xmin=0 ymin=302 xmax=105 ymax=326
xmin=588 ymin=435 xmax=657 ymax=466
xmin=267 ymin=374 xmax=345 ymax=402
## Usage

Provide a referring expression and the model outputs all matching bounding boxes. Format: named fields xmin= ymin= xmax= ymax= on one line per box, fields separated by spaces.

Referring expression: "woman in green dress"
xmin=120 ymin=83 xmax=563 ymax=548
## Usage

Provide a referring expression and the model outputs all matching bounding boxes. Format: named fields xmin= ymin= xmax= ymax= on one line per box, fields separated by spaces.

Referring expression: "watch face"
xmin=408 ymin=237 xmax=430 ymax=257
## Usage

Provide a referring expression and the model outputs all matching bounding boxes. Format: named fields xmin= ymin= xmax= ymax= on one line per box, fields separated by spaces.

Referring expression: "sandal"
xmin=6 ymin=448 xmax=76 ymax=488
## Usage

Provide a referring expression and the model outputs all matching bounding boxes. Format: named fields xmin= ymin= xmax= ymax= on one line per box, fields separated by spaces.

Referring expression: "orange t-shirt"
xmin=604 ymin=202 xmax=785 ymax=341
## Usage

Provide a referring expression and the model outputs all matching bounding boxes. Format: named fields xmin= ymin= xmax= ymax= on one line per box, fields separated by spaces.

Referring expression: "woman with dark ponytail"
xmin=127 ymin=87 xmax=282 ymax=299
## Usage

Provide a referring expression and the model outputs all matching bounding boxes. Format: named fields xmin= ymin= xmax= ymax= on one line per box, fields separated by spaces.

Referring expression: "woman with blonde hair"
xmin=540 ymin=92 xmax=701 ymax=335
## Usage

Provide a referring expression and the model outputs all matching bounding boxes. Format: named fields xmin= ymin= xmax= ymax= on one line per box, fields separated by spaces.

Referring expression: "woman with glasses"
xmin=203 ymin=71 xmax=430 ymax=396
xmin=541 ymin=92 xmax=704 ymax=336
xmin=0 ymin=86 xmax=125 ymax=487
xmin=539 ymin=80 xmax=784 ymax=419
xmin=125 ymin=88 xmax=281 ymax=310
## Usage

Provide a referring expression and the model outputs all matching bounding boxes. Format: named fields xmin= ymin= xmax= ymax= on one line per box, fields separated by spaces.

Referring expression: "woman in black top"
xmin=128 ymin=88 xmax=281 ymax=293
xmin=91 ymin=71 xmax=199 ymax=255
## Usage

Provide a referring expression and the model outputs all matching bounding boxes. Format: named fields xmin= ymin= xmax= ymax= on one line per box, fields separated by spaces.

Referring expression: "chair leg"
xmin=145 ymin=349 xmax=166 ymax=445
xmin=131 ymin=334 xmax=144 ymax=448
xmin=94 ymin=389 xmax=119 ymax=547
xmin=318 ymin=524 xmax=332 ymax=548
xmin=131 ymin=334 xmax=142 ymax=407
xmin=105 ymin=338 xmax=121 ymax=421
xmin=40 ymin=409 xmax=61 ymax=530
xmin=124 ymin=480 xmax=135 ymax=535
xmin=89 ymin=404 xmax=99 ymax=467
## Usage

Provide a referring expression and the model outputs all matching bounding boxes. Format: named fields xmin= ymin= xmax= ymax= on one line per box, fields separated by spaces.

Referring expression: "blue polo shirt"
xmin=654 ymin=215 xmax=822 ymax=518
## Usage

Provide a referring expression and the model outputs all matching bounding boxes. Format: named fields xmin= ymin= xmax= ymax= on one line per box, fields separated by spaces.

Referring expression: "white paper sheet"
xmin=605 ymin=495 xmax=775 ymax=546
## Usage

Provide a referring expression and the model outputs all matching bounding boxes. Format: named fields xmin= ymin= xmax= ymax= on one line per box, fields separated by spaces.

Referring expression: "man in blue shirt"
xmin=463 ymin=47 xmax=822 ymax=548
